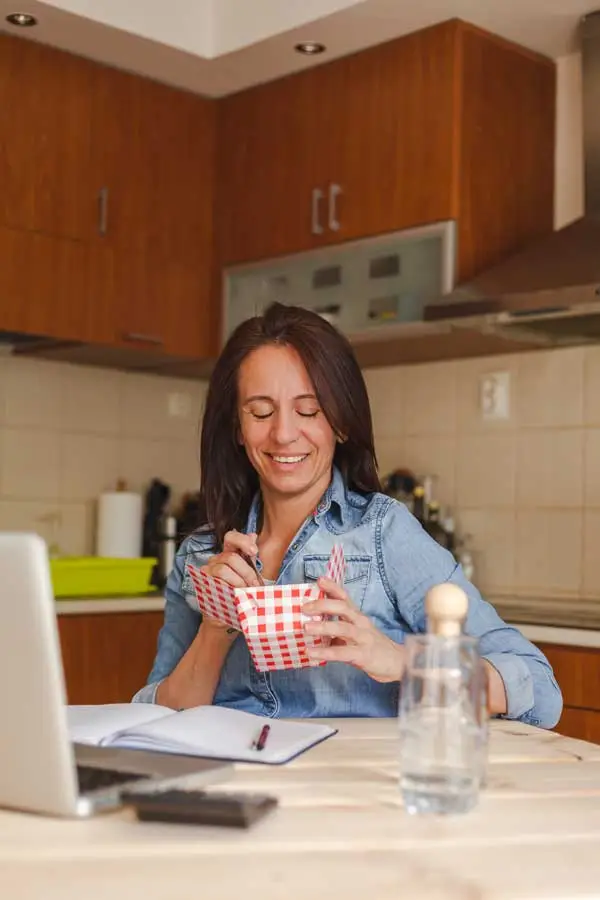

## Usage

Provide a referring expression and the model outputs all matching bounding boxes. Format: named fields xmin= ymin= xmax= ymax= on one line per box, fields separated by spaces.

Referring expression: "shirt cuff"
xmin=131 ymin=681 xmax=161 ymax=704
xmin=482 ymin=652 xmax=534 ymax=720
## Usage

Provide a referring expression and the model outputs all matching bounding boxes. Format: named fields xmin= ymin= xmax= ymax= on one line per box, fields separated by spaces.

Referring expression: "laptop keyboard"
xmin=76 ymin=764 xmax=147 ymax=794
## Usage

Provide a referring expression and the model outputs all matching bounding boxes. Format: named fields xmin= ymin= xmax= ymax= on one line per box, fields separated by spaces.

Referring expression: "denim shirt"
xmin=133 ymin=468 xmax=562 ymax=728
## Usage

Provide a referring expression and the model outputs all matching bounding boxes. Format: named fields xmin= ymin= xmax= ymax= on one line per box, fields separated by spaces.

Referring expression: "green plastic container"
xmin=50 ymin=557 xmax=158 ymax=598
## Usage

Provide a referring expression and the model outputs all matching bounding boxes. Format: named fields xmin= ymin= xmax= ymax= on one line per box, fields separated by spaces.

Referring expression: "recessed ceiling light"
xmin=6 ymin=12 xmax=37 ymax=27
xmin=294 ymin=41 xmax=326 ymax=56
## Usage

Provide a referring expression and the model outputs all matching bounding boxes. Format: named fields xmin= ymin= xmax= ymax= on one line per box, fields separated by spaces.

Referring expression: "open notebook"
xmin=67 ymin=704 xmax=337 ymax=765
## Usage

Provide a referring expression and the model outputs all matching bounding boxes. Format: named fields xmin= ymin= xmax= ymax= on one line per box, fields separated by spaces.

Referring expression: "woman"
xmin=133 ymin=302 xmax=562 ymax=728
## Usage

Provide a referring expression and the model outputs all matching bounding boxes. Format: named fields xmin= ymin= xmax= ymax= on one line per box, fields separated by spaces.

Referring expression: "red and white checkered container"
xmin=187 ymin=544 xmax=345 ymax=672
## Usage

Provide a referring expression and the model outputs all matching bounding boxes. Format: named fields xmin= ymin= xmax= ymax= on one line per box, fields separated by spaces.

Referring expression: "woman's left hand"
xmin=303 ymin=577 xmax=405 ymax=683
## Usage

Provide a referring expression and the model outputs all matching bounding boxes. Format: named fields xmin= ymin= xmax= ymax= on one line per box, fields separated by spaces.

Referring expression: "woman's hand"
xmin=200 ymin=530 xmax=262 ymax=634
xmin=202 ymin=530 xmax=262 ymax=588
xmin=303 ymin=577 xmax=406 ymax=683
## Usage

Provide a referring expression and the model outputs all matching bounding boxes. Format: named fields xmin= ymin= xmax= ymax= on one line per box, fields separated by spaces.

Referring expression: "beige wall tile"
xmin=4 ymin=358 xmax=63 ymax=430
xmin=456 ymin=355 xmax=519 ymax=434
xmin=516 ymin=347 xmax=584 ymax=428
xmin=60 ymin=364 xmax=121 ymax=435
xmin=515 ymin=510 xmax=582 ymax=594
xmin=120 ymin=372 xmax=205 ymax=442
xmin=0 ymin=500 xmax=62 ymax=544
xmin=120 ymin=438 xmax=200 ymax=504
xmin=583 ymin=511 xmax=600 ymax=596
xmin=516 ymin=429 xmax=583 ymax=508
xmin=455 ymin=434 xmax=516 ymax=508
xmin=403 ymin=360 xmax=457 ymax=436
xmin=373 ymin=437 xmax=405 ymax=479
xmin=59 ymin=502 xmax=94 ymax=556
xmin=455 ymin=509 xmax=516 ymax=593
xmin=584 ymin=430 xmax=600 ymax=509
xmin=1 ymin=428 xmax=60 ymax=500
xmin=60 ymin=434 xmax=120 ymax=502
xmin=584 ymin=347 xmax=600 ymax=426
xmin=363 ymin=367 xmax=404 ymax=439
xmin=403 ymin=436 xmax=456 ymax=508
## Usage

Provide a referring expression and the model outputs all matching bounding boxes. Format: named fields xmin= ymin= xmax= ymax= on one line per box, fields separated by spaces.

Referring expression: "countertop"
xmin=55 ymin=593 xmax=600 ymax=649
xmin=3 ymin=718 xmax=600 ymax=898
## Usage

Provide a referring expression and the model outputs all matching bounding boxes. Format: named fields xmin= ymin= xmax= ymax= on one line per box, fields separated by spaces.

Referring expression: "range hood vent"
xmin=423 ymin=10 xmax=600 ymax=345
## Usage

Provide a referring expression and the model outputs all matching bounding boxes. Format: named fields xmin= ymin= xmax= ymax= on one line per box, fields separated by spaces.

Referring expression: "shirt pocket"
xmin=303 ymin=554 xmax=372 ymax=611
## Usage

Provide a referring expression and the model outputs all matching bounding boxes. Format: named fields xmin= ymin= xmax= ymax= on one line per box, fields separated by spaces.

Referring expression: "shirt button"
xmin=291 ymin=542 xmax=300 ymax=551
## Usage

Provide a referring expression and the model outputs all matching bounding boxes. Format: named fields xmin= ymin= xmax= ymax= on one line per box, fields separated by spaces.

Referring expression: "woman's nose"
xmin=270 ymin=410 xmax=300 ymax=445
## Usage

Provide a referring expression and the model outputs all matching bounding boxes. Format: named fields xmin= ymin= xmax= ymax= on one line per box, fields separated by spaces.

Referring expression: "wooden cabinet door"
xmin=0 ymin=33 xmax=93 ymax=241
xmin=217 ymin=73 xmax=322 ymax=266
xmin=320 ymin=23 xmax=457 ymax=244
xmin=58 ymin=611 xmax=163 ymax=705
xmin=90 ymin=68 xmax=217 ymax=358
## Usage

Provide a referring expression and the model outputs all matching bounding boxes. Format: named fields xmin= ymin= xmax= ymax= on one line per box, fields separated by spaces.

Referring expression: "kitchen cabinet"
xmin=217 ymin=20 xmax=555 ymax=283
xmin=0 ymin=33 xmax=218 ymax=363
xmin=57 ymin=611 xmax=163 ymax=705
xmin=536 ymin=643 xmax=600 ymax=744
xmin=90 ymin=67 xmax=218 ymax=361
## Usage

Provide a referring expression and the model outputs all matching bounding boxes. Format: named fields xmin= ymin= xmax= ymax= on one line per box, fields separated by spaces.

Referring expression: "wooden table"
xmin=2 ymin=719 xmax=600 ymax=898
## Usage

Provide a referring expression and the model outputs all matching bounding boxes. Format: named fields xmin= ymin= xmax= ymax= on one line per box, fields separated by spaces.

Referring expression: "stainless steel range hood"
xmin=422 ymin=9 xmax=600 ymax=351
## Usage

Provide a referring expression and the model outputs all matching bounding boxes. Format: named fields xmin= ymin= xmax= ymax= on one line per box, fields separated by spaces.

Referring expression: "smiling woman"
xmin=132 ymin=302 xmax=563 ymax=729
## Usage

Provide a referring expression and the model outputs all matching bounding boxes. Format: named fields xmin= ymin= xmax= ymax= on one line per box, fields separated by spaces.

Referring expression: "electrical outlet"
xmin=480 ymin=371 xmax=510 ymax=421
xmin=167 ymin=391 xmax=192 ymax=419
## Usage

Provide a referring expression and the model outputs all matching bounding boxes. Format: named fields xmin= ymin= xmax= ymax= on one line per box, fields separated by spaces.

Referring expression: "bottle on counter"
xmin=412 ymin=485 xmax=426 ymax=524
xmin=398 ymin=582 xmax=489 ymax=815
xmin=424 ymin=501 xmax=451 ymax=549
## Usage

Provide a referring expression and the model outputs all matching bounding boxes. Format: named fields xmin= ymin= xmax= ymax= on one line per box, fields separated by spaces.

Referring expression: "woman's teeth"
xmin=271 ymin=455 xmax=307 ymax=463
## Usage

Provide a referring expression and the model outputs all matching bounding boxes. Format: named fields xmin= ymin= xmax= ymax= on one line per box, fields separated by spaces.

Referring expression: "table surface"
xmin=3 ymin=718 xmax=600 ymax=898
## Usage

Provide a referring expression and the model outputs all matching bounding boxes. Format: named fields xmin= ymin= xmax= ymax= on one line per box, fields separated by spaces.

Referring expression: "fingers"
xmin=305 ymin=618 xmax=358 ymax=643
xmin=223 ymin=530 xmax=259 ymax=557
xmin=307 ymin=644 xmax=361 ymax=665
xmin=205 ymin=550 xmax=261 ymax=587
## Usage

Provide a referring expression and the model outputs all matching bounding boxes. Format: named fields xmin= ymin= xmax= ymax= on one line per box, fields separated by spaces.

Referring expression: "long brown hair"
xmin=199 ymin=302 xmax=381 ymax=547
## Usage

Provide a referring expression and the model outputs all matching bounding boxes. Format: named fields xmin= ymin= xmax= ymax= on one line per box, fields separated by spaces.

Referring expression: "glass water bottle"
xmin=398 ymin=582 xmax=489 ymax=815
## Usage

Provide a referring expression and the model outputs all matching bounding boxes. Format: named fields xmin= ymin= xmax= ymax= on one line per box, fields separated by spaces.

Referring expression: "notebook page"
xmin=67 ymin=703 xmax=175 ymax=746
xmin=111 ymin=705 xmax=336 ymax=764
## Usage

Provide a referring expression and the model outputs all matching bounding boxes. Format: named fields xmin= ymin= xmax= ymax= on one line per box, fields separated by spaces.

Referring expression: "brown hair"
xmin=199 ymin=302 xmax=381 ymax=547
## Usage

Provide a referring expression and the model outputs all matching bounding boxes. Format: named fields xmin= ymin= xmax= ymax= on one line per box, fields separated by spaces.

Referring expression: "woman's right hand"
xmin=201 ymin=530 xmax=262 ymax=589
xmin=199 ymin=531 xmax=262 ymax=634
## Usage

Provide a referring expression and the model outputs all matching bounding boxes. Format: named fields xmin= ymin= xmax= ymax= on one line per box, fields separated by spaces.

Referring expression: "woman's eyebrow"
xmin=243 ymin=393 xmax=317 ymax=402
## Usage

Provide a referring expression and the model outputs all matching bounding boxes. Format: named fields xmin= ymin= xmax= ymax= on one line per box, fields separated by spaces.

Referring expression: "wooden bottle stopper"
xmin=425 ymin=583 xmax=469 ymax=637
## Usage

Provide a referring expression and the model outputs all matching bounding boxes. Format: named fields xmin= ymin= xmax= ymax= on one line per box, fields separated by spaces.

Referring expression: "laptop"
xmin=0 ymin=532 xmax=231 ymax=817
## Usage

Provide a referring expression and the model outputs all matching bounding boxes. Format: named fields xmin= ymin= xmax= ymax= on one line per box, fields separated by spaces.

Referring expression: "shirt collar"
xmin=244 ymin=466 xmax=348 ymax=534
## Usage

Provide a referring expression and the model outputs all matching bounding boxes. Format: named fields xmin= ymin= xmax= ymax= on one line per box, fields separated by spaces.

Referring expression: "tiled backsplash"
xmin=3 ymin=342 xmax=598 ymax=602
xmin=364 ymin=345 xmax=600 ymax=601
xmin=0 ymin=357 xmax=206 ymax=555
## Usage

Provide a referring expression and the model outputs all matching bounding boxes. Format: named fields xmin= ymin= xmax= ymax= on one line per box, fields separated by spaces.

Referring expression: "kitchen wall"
xmin=364 ymin=346 xmax=600 ymax=602
xmin=0 ymin=356 xmax=206 ymax=555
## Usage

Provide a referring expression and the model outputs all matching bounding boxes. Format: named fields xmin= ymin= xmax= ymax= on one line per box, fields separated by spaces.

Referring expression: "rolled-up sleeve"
xmin=380 ymin=501 xmax=563 ymax=729
xmin=131 ymin=539 xmax=202 ymax=704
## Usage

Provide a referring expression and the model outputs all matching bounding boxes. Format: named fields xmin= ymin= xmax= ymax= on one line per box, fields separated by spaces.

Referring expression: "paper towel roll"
xmin=96 ymin=491 xmax=143 ymax=558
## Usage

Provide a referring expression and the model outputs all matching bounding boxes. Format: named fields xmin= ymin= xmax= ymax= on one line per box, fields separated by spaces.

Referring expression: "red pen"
xmin=252 ymin=724 xmax=270 ymax=751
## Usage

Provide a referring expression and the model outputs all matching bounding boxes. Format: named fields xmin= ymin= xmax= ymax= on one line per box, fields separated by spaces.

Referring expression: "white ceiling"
xmin=0 ymin=0 xmax=594 ymax=96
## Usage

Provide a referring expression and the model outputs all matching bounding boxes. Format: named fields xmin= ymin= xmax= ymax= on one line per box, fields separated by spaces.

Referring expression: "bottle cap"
xmin=425 ymin=582 xmax=469 ymax=637
xmin=413 ymin=486 xmax=425 ymax=497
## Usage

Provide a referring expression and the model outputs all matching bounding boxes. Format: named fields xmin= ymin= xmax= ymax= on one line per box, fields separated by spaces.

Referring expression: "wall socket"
xmin=480 ymin=371 xmax=510 ymax=421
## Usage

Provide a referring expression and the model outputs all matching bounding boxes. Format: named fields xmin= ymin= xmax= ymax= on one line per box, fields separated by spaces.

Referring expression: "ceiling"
xmin=0 ymin=0 xmax=594 ymax=96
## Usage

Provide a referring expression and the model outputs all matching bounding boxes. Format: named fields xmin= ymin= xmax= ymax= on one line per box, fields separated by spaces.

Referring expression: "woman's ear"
xmin=336 ymin=433 xmax=347 ymax=444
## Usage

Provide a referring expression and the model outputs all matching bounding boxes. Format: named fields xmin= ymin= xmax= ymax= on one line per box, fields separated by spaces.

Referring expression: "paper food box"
xmin=187 ymin=544 xmax=345 ymax=672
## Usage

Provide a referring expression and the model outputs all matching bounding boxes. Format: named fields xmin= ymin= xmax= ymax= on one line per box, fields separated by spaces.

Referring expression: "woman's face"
xmin=237 ymin=343 xmax=337 ymax=500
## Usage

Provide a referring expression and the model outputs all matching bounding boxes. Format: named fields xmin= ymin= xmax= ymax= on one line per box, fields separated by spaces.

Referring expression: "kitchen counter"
xmin=56 ymin=595 xmax=166 ymax=615
xmin=3 ymin=719 xmax=600 ymax=898
xmin=55 ymin=595 xmax=600 ymax=649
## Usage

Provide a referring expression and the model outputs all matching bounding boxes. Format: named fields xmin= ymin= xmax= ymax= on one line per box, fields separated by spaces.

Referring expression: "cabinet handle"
xmin=122 ymin=332 xmax=164 ymax=346
xmin=328 ymin=183 xmax=342 ymax=232
xmin=98 ymin=187 xmax=109 ymax=236
xmin=311 ymin=188 xmax=324 ymax=235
